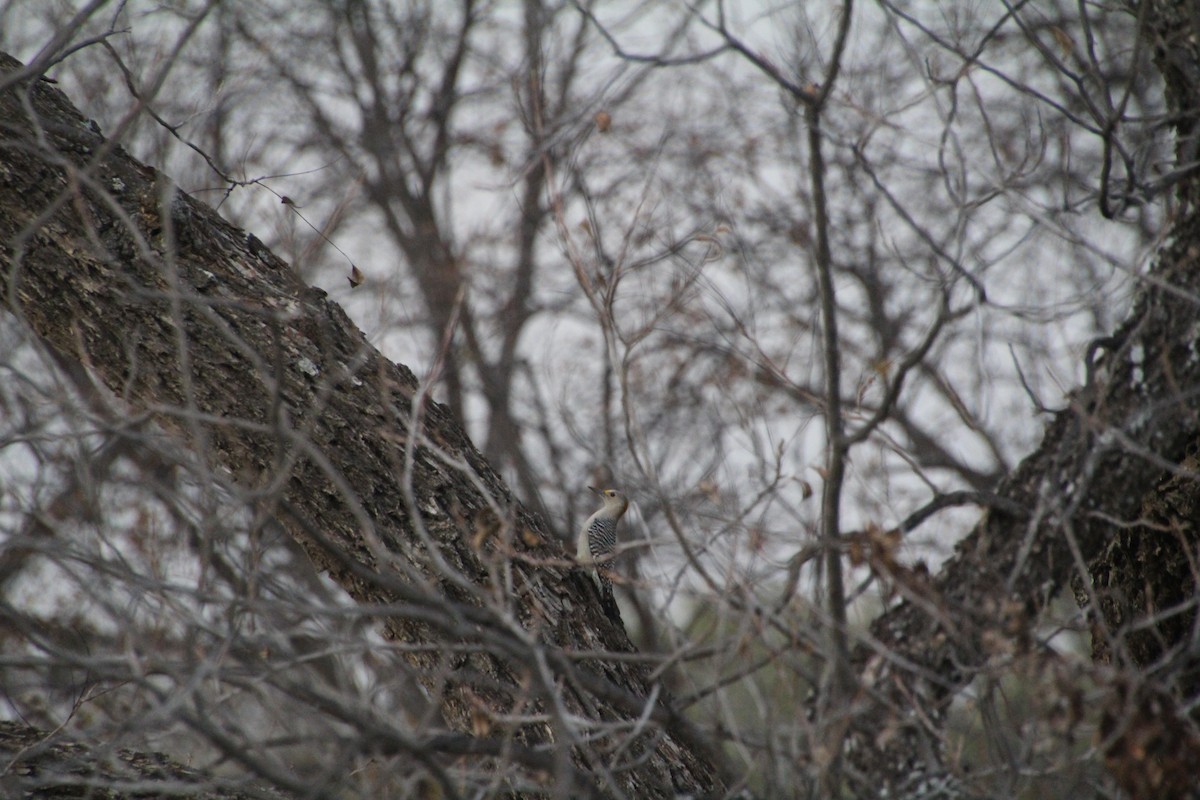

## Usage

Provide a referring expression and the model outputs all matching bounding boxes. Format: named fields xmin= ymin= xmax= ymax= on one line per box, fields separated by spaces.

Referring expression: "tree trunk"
xmin=0 ymin=52 xmax=722 ymax=798
xmin=849 ymin=2 xmax=1200 ymax=796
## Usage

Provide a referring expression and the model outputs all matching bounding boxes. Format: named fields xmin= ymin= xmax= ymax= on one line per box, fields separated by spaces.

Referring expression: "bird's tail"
xmin=597 ymin=573 xmax=620 ymax=621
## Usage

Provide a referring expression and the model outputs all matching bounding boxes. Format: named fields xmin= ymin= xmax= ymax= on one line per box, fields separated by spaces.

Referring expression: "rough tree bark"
xmin=0 ymin=720 xmax=285 ymax=800
xmin=5 ymin=0 xmax=1200 ymax=795
xmin=0 ymin=52 xmax=723 ymax=798
xmin=850 ymin=3 xmax=1200 ymax=797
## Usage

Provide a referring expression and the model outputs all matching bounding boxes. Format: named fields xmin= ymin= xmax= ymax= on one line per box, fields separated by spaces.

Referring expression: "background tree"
xmin=1 ymin=1 xmax=1198 ymax=798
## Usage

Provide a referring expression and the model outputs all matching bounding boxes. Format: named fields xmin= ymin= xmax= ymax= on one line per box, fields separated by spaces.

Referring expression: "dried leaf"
xmin=848 ymin=535 xmax=865 ymax=567
xmin=748 ymin=526 xmax=766 ymax=552
xmin=472 ymin=509 xmax=500 ymax=550
xmin=594 ymin=110 xmax=612 ymax=132
xmin=1050 ymin=26 xmax=1074 ymax=58
xmin=470 ymin=706 xmax=491 ymax=737
xmin=347 ymin=264 xmax=364 ymax=288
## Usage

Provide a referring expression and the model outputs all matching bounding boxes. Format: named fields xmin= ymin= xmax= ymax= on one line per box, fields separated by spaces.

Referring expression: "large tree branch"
xmin=0 ymin=52 xmax=724 ymax=798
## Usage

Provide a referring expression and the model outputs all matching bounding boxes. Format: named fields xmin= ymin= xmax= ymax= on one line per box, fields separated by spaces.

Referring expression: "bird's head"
xmin=588 ymin=486 xmax=629 ymax=516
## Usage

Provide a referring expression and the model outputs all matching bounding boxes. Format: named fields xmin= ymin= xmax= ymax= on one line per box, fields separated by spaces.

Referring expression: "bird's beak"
xmin=587 ymin=485 xmax=602 ymax=495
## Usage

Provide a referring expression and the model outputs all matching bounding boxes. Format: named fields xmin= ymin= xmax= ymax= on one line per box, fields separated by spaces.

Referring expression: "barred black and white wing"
xmin=586 ymin=517 xmax=618 ymax=564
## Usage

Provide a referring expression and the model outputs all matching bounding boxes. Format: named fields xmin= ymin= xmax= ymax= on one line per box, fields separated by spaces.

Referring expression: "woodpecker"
xmin=576 ymin=486 xmax=628 ymax=619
